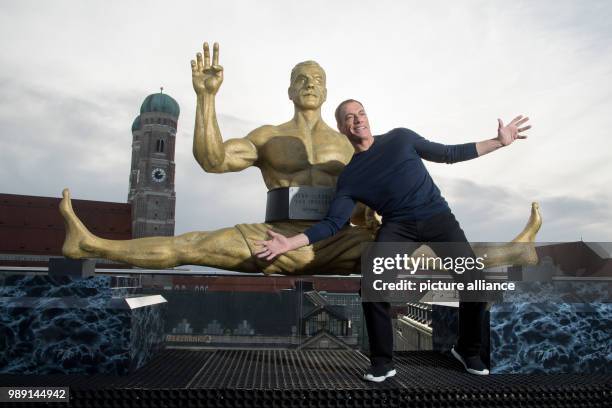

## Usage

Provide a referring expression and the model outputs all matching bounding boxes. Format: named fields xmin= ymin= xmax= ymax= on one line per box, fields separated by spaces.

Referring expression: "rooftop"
xmin=1 ymin=349 xmax=609 ymax=407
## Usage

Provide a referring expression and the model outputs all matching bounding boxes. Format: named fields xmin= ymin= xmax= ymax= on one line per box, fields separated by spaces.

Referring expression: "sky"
xmin=1 ymin=0 xmax=611 ymax=245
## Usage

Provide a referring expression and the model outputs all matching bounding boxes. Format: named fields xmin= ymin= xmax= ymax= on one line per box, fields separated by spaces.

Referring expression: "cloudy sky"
xmin=1 ymin=0 xmax=611 ymax=245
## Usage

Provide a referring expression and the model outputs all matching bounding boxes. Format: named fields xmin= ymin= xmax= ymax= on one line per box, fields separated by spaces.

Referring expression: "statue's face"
xmin=288 ymin=64 xmax=327 ymax=110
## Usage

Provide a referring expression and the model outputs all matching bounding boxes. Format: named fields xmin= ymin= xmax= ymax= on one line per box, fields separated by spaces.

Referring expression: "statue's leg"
xmin=401 ymin=203 xmax=543 ymax=270
xmin=59 ymin=189 xmax=256 ymax=271
xmin=234 ymin=221 xmax=375 ymax=275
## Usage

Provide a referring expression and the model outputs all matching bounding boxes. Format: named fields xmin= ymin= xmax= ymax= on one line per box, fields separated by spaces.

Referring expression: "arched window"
xmin=156 ymin=139 xmax=165 ymax=153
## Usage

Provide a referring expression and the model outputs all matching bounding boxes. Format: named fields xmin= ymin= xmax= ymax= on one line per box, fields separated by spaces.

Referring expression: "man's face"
xmin=288 ymin=65 xmax=327 ymax=110
xmin=338 ymin=101 xmax=372 ymax=141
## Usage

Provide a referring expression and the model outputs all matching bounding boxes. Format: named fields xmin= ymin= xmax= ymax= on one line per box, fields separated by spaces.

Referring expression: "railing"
xmin=404 ymin=302 xmax=433 ymax=326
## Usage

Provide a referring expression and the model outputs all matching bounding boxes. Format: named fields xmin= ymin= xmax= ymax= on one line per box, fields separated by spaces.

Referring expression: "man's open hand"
xmin=191 ymin=42 xmax=223 ymax=96
xmin=255 ymin=230 xmax=291 ymax=261
xmin=497 ymin=115 xmax=531 ymax=146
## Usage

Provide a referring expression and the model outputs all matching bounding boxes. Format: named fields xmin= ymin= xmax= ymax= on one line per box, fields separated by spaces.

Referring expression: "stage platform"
xmin=1 ymin=349 xmax=610 ymax=407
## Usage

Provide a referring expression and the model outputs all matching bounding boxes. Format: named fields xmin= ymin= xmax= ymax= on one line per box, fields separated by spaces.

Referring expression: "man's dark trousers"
xmin=362 ymin=210 xmax=486 ymax=367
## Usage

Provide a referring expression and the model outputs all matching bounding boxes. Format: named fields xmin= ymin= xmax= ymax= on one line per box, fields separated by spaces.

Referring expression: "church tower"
xmin=128 ymin=89 xmax=179 ymax=238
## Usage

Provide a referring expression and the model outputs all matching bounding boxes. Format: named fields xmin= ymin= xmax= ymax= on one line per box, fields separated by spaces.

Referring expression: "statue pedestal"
xmin=432 ymin=281 xmax=611 ymax=374
xmin=0 ymin=267 xmax=166 ymax=375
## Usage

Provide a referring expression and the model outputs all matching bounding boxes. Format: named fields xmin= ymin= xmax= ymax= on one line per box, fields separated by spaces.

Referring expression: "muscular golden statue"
xmin=60 ymin=42 xmax=541 ymax=275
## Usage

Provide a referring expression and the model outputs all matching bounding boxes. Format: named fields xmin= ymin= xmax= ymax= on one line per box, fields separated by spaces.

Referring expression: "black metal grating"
xmin=1 ymin=349 xmax=610 ymax=407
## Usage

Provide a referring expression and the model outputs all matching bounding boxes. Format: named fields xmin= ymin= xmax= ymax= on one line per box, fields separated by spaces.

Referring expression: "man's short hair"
xmin=290 ymin=61 xmax=326 ymax=84
xmin=335 ymin=99 xmax=364 ymax=125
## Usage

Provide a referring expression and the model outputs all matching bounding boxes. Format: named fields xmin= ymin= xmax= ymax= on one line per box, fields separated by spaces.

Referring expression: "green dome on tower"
xmin=140 ymin=90 xmax=180 ymax=117
xmin=131 ymin=115 xmax=141 ymax=132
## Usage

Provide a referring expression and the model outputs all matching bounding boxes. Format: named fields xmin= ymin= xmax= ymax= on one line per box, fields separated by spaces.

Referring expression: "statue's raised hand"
xmin=191 ymin=42 xmax=223 ymax=96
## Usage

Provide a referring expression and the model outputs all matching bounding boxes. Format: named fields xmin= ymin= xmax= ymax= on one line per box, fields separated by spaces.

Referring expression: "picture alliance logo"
xmin=371 ymin=253 xmax=487 ymax=275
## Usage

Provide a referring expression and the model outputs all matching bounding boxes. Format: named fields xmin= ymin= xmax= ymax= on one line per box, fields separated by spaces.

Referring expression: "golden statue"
xmin=60 ymin=42 xmax=541 ymax=275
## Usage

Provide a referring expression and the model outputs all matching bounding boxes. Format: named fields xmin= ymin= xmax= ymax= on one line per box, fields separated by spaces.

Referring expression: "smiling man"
xmin=257 ymin=99 xmax=532 ymax=380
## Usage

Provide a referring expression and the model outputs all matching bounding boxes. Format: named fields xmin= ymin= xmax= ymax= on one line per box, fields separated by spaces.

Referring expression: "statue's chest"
xmin=261 ymin=135 xmax=350 ymax=173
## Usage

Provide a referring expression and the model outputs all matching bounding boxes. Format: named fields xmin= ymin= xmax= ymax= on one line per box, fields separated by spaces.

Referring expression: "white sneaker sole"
xmin=451 ymin=348 xmax=490 ymax=376
xmin=363 ymin=369 xmax=397 ymax=383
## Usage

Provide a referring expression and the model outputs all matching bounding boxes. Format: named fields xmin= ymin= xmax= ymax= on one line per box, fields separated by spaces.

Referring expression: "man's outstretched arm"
xmin=475 ymin=115 xmax=531 ymax=156
xmin=413 ymin=115 xmax=531 ymax=163
xmin=191 ymin=42 xmax=258 ymax=173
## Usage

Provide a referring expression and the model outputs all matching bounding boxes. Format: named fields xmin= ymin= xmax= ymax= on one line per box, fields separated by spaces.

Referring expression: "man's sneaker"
xmin=363 ymin=363 xmax=396 ymax=383
xmin=451 ymin=346 xmax=489 ymax=375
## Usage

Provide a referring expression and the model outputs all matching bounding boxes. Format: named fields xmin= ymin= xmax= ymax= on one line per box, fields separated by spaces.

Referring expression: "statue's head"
xmin=288 ymin=61 xmax=327 ymax=110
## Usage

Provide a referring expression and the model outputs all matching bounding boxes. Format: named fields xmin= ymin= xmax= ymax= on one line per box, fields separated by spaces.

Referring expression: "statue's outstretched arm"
xmin=191 ymin=42 xmax=258 ymax=173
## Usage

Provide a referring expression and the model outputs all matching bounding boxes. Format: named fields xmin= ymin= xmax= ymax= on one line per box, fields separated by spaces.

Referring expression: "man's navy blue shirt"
xmin=303 ymin=128 xmax=478 ymax=244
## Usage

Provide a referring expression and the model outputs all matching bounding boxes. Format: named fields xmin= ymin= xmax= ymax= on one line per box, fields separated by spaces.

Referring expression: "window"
xmin=156 ymin=139 xmax=165 ymax=153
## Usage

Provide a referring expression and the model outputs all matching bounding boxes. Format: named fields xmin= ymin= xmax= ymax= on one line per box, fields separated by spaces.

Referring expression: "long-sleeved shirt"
xmin=303 ymin=128 xmax=478 ymax=244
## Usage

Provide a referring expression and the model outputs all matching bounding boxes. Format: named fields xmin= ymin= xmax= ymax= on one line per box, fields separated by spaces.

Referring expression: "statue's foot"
xmin=518 ymin=240 xmax=539 ymax=266
xmin=474 ymin=203 xmax=542 ymax=268
xmin=59 ymin=188 xmax=95 ymax=259
xmin=512 ymin=202 xmax=542 ymax=243
xmin=512 ymin=202 xmax=542 ymax=266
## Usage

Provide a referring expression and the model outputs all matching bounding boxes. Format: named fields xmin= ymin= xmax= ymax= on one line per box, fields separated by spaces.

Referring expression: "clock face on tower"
xmin=151 ymin=168 xmax=167 ymax=183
